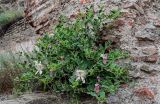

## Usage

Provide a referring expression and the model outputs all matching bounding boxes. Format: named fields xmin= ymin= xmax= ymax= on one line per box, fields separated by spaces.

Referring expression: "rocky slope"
xmin=1 ymin=0 xmax=160 ymax=104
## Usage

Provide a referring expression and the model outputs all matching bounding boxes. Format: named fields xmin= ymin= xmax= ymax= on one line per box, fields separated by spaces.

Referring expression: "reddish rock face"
xmin=134 ymin=87 xmax=155 ymax=99
xmin=144 ymin=54 xmax=158 ymax=63
xmin=131 ymin=54 xmax=158 ymax=63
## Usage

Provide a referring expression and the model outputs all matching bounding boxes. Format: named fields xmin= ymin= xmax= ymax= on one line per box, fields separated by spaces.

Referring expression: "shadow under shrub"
xmin=0 ymin=10 xmax=23 ymax=36
xmin=0 ymin=52 xmax=22 ymax=93
xmin=14 ymin=6 xmax=129 ymax=102
xmin=0 ymin=10 xmax=23 ymax=26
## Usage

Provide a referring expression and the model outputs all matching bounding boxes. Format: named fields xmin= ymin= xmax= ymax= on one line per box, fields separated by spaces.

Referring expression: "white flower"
xmin=34 ymin=61 xmax=44 ymax=75
xmin=34 ymin=46 xmax=40 ymax=52
xmin=48 ymin=33 xmax=54 ymax=38
xmin=74 ymin=69 xmax=87 ymax=83
xmin=100 ymin=53 xmax=108 ymax=64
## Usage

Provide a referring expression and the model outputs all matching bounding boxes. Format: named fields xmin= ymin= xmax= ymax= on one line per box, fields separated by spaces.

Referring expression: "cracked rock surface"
xmin=1 ymin=0 xmax=160 ymax=104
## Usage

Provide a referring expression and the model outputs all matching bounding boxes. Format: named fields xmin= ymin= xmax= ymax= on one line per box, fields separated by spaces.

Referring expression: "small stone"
xmin=158 ymin=47 xmax=160 ymax=56
xmin=131 ymin=54 xmax=158 ymax=63
xmin=124 ymin=0 xmax=138 ymax=2
xmin=111 ymin=0 xmax=121 ymax=3
xmin=123 ymin=2 xmax=134 ymax=8
xmin=142 ymin=0 xmax=151 ymax=4
xmin=144 ymin=54 xmax=158 ymax=63
xmin=79 ymin=0 xmax=91 ymax=4
xmin=122 ymin=12 xmax=137 ymax=18
xmin=120 ymin=83 xmax=128 ymax=88
xmin=148 ymin=13 xmax=157 ymax=20
xmin=107 ymin=95 xmax=120 ymax=103
xmin=134 ymin=87 xmax=155 ymax=99
xmin=131 ymin=56 xmax=143 ymax=62
xmin=140 ymin=64 xmax=150 ymax=73
xmin=149 ymin=77 xmax=158 ymax=83
xmin=144 ymin=23 xmax=156 ymax=29
xmin=133 ymin=3 xmax=144 ymax=15
xmin=102 ymin=35 xmax=120 ymax=43
xmin=154 ymin=20 xmax=160 ymax=27
xmin=135 ymin=31 xmax=155 ymax=41
xmin=0 ymin=0 xmax=14 ymax=4
xmin=129 ymin=71 xmax=143 ymax=78
xmin=113 ymin=18 xmax=125 ymax=27
xmin=142 ymin=46 xmax=157 ymax=55
xmin=126 ymin=18 xmax=135 ymax=28
xmin=137 ymin=17 xmax=147 ymax=25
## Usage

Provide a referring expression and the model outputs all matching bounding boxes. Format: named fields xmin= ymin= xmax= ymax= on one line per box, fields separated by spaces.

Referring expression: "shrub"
xmin=14 ymin=6 xmax=128 ymax=102
xmin=0 ymin=52 xmax=22 ymax=93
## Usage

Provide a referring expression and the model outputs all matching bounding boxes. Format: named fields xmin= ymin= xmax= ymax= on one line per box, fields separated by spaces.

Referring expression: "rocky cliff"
xmin=1 ymin=0 xmax=160 ymax=104
xmin=24 ymin=0 xmax=70 ymax=34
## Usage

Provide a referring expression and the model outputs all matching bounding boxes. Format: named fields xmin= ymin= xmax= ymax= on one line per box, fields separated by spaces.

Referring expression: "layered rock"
xmin=24 ymin=0 xmax=70 ymax=34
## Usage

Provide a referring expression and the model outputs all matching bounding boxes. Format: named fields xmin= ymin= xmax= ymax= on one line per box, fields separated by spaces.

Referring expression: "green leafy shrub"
xmin=14 ymin=6 xmax=128 ymax=102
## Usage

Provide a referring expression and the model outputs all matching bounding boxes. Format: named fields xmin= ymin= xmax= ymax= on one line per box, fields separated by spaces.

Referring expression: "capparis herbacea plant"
xmin=14 ymin=6 xmax=128 ymax=102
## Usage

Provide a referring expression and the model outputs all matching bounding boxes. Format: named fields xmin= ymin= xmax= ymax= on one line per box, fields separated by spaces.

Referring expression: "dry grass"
xmin=0 ymin=51 xmax=22 ymax=93
xmin=0 ymin=9 xmax=23 ymax=28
